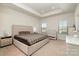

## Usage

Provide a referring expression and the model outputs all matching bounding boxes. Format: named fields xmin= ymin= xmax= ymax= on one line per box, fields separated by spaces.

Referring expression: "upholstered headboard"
xmin=12 ymin=25 xmax=33 ymax=39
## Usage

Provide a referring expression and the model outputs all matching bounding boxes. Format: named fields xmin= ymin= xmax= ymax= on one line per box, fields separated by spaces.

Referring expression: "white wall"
xmin=0 ymin=6 xmax=40 ymax=36
xmin=0 ymin=5 xmax=75 ymax=37
xmin=41 ymin=13 xmax=74 ymax=32
xmin=75 ymin=4 xmax=79 ymax=31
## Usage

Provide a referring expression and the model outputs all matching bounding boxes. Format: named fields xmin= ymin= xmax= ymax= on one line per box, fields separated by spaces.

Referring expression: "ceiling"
xmin=25 ymin=3 xmax=58 ymax=14
xmin=2 ymin=3 xmax=77 ymax=18
xmin=24 ymin=3 xmax=76 ymax=14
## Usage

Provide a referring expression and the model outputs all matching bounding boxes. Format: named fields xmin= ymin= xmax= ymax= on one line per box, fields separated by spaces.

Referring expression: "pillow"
xmin=19 ymin=31 xmax=30 ymax=35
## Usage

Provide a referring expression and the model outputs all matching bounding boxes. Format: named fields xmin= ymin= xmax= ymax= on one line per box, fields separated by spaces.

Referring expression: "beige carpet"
xmin=0 ymin=45 xmax=25 ymax=56
xmin=0 ymin=40 xmax=67 ymax=56
xmin=32 ymin=40 xmax=66 ymax=56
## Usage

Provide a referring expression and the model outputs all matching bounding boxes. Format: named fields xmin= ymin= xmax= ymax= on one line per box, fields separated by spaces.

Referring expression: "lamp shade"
xmin=33 ymin=27 xmax=37 ymax=32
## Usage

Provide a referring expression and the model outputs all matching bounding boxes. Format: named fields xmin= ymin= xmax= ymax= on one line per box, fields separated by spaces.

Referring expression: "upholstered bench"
xmin=0 ymin=36 xmax=12 ymax=48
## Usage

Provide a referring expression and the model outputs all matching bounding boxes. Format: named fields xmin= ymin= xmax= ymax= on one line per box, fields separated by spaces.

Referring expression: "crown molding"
xmin=12 ymin=3 xmax=64 ymax=18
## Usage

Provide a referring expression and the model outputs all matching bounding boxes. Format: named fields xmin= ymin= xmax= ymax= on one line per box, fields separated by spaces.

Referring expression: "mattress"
xmin=14 ymin=33 xmax=48 ymax=46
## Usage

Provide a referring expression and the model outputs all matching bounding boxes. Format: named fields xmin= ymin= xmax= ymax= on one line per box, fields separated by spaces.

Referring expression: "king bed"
xmin=12 ymin=25 xmax=49 ymax=56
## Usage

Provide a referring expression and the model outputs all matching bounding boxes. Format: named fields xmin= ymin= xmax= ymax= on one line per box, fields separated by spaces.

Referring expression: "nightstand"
xmin=0 ymin=36 xmax=12 ymax=48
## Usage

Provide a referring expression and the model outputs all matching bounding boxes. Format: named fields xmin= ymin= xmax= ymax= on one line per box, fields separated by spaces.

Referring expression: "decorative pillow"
xmin=19 ymin=31 xmax=30 ymax=35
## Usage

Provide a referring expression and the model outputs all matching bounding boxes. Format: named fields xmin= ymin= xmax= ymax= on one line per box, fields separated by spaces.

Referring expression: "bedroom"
xmin=0 ymin=3 xmax=79 ymax=56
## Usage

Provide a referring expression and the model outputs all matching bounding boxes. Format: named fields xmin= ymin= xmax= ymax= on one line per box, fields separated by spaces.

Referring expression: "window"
xmin=59 ymin=20 xmax=67 ymax=29
xmin=58 ymin=20 xmax=68 ymax=34
xmin=41 ymin=23 xmax=47 ymax=32
xmin=42 ymin=23 xmax=47 ymax=28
